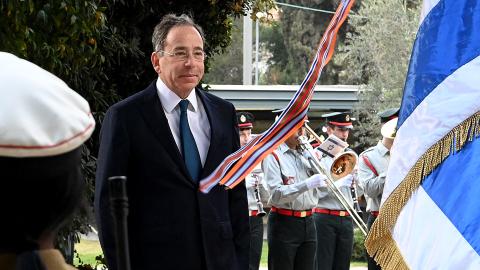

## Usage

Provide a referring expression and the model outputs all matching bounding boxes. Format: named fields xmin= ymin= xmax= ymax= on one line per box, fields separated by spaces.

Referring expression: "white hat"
xmin=381 ymin=117 xmax=398 ymax=139
xmin=0 ymin=52 xmax=95 ymax=157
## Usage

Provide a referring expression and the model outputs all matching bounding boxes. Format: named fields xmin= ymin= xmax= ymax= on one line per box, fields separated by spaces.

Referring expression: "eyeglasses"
xmin=157 ymin=49 xmax=206 ymax=62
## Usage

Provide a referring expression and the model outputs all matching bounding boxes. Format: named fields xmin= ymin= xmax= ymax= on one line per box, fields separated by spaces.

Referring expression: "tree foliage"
xmin=1 ymin=0 xmax=125 ymax=249
xmin=261 ymin=0 xmax=358 ymax=85
xmin=338 ymin=0 xmax=420 ymax=152
xmin=204 ymin=1 xmax=358 ymax=85
xmin=203 ymin=18 xmax=244 ymax=84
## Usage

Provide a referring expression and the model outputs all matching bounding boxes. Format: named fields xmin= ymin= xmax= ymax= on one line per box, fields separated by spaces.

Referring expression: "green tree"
xmin=259 ymin=19 xmax=290 ymax=84
xmin=262 ymin=0 xmax=359 ymax=85
xmin=203 ymin=18 xmax=244 ymax=84
xmin=338 ymin=0 xmax=420 ymax=152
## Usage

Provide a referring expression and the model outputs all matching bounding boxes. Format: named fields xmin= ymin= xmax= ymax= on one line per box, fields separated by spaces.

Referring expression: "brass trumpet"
xmin=299 ymin=124 xmax=368 ymax=236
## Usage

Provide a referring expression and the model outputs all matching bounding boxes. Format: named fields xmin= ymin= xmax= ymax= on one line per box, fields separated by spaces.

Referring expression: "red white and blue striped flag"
xmin=365 ymin=0 xmax=480 ymax=268
xmin=200 ymin=0 xmax=356 ymax=193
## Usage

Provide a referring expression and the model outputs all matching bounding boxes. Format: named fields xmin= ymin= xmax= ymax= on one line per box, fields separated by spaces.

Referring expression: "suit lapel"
xmin=139 ymin=83 xmax=194 ymax=187
xmin=197 ymin=89 xmax=226 ymax=178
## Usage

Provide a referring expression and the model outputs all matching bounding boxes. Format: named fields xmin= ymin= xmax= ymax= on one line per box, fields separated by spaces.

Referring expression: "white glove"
xmin=334 ymin=174 xmax=353 ymax=188
xmin=245 ymin=175 xmax=257 ymax=188
xmin=306 ymin=174 xmax=327 ymax=189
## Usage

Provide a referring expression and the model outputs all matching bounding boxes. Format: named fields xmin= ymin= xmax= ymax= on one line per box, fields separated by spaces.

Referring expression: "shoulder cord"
xmin=361 ymin=155 xmax=379 ymax=176
xmin=271 ymin=151 xmax=290 ymax=185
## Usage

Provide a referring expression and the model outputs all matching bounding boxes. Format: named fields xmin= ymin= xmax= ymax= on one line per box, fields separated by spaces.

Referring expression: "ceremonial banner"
xmin=200 ymin=0 xmax=355 ymax=193
xmin=365 ymin=0 xmax=480 ymax=269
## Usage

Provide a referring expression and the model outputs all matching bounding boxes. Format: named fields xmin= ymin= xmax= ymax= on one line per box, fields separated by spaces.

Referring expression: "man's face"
xmin=239 ymin=128 xmax=252 ymax=147
xmin=327 ymin=125 xmax=350 ymax=142
xmin=151 ymin=25 xmax=205 ymax=99
xmin=285 ymin=127 xmax=306 ymax=148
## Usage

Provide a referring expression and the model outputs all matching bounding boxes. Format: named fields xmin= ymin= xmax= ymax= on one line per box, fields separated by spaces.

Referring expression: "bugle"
xmin=298 ymin=127 xmax=368 ymax=236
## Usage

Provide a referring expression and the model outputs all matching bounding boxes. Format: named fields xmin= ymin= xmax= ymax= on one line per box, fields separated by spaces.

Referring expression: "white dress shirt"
xmin=156 ymin=78 xmax=211 ymax=166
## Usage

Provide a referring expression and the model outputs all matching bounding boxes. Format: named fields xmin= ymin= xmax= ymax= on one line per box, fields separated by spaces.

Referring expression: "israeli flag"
xmin=370 ymin=0 xmax=480 ymax=269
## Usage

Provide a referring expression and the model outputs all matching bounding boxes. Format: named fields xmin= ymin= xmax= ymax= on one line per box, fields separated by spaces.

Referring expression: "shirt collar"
xmin=377 ymin=140 xmax=390 ymax=156
xmin=278 ymin=143 xmax=294 ymax=154
xmin=156 ymin=78 xmax=198 ymax=113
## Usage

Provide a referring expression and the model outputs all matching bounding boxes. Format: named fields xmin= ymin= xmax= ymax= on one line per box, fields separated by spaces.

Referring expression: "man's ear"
xmin=151 ymin=52 xmax=161 ymax=74
xmin=326 ymin=126 xmax=333 ymax=134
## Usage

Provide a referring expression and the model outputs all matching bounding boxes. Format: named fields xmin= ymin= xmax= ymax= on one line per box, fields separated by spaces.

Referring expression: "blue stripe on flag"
xmin=421 ymin=137 xmax=480 ymax=255
xmin=398 ymin=0 xmax=480 ymax=127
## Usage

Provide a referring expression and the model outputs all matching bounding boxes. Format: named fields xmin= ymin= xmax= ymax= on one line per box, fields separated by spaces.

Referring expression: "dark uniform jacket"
xmin=94 ymin=82 xmax=249 ymax=270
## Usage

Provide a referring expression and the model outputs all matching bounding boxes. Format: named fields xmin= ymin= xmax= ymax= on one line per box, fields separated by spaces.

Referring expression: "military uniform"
xmin=358 ymin=142 xmax=389 ymax=215
xmin=245 ymin=165 xmax=269 ymax=270
xmin=238 ymin=112 xmax=269 ymax=270
xmin=359 ymin=146 xmax=388 ymax=270
xmin=358 ymin=108 xmax=399 ymax=270
xmin=314 ymin=150 xmax=361 ymax=270
xmin=313 ymin=112 xmax=359 ymax=270
xmin=263 ymin=143 xmax=320 ymax=270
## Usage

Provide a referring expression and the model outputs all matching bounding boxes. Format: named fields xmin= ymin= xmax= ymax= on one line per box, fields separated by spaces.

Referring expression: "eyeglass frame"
xmin=156 ymin=49 xmax=206 ymax=62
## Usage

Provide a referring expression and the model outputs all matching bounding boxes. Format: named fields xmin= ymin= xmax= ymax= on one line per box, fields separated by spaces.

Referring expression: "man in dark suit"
xmin=94 ymin=14 xmax=249 ymax=270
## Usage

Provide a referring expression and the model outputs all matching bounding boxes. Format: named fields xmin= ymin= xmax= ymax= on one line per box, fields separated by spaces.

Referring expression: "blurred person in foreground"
xmin=0 ymin=52 xmax=95 ymax=270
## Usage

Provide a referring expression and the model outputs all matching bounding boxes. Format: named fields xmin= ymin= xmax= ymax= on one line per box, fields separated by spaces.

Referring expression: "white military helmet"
xmin=381 ymin=117 xmax=398 ymax=139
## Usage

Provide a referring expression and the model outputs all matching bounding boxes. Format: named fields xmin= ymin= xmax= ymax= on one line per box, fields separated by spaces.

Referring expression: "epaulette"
xmin=359 ymin=146 xmax=375 ymax=157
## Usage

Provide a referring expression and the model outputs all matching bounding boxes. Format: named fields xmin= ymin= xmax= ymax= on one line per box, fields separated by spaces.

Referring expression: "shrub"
xmin=352 ymin=228 xmax=367 ymax=262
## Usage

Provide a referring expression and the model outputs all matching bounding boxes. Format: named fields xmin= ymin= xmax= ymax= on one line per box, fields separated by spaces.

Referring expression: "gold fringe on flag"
xmin=365 ymin=111 xmax=480 ymax=270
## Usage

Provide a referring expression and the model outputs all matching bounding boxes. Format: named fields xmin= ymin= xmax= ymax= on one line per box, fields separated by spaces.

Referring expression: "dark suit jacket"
xmin=94 ymin=82 xmax=249 ymax=270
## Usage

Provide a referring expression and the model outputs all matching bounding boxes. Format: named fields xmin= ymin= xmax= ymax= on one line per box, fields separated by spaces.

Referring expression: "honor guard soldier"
xmin=0 ymin=52 xmax=95 ymax=269
xmin=262 ymin=113 xmax=328 ymax=270
xmin=237 ymin=112 xmax=270 ymax=270
xmin=313 ymin=112 xmax=361 ymax=270
xmin=358 ymin=108 xmax=399 ymax=270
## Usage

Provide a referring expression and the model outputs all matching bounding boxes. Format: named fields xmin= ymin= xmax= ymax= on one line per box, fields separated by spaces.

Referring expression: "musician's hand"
xmin=334 ymin=174 xmax=353 ymax=188
xmin=306 ymin=174 xmax=327 ymax=189
xmin=352 ymin=173 xmax=359 ymax=185
xmin=245 ymin=175 xmax=256 ymax=188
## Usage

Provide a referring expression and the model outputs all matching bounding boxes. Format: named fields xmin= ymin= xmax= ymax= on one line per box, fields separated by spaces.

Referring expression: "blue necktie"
xmin=179 ymin=100 xmax=202 ymax=182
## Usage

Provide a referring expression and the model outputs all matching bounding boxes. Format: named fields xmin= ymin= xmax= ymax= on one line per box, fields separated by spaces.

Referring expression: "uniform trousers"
xmin=367 ymin=214 xmax=381 ymax=270
xmin=268 ymin=212 xmax=316 ymax=270
xmin=249 ymin=215 xmax=264 ymax=270
xmin=314 ymin=213 xmax=353 ymax=270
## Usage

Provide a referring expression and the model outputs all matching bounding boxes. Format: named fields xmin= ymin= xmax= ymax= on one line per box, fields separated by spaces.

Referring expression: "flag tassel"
xmin=365 ymin=111 xmax=480 ymax=269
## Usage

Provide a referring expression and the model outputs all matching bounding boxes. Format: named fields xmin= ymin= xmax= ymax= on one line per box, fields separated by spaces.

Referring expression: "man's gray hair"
xmin=152 ymin=14 xmax=205 ymax=52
